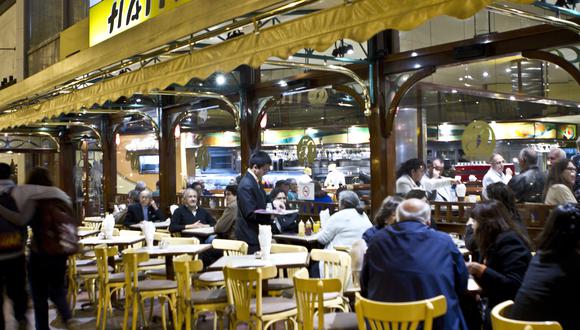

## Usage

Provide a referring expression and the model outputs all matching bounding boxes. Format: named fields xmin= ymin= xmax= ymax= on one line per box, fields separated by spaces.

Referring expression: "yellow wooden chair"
xmin=173 ymin=255 xmax=229 ymax=330
xmin=197 ymin=239 xmax=248 ymax=289
xmin=491 ymin=300 xmax=562 ymax=330
xmin=224 ymin=265 xmax=297 ymax=330
xmin=310 ymin=249 xmax=351 ymax=312
xmin=122 ymin=251 xmax=179 ymax=330
xmin=268 ymin=243 xmax=308 ymax=296
xmin=67 ymin=244 xmax=101 ymax=313
xmin=293 ymin=268 xmax=358 ymax=330
xmin=148 ymin=237 xmax=201 ymax=279
xmin=94 ymin=244 xmax=126 ymax=330
xmin=354 ymin=293 xmax=447 ymax=330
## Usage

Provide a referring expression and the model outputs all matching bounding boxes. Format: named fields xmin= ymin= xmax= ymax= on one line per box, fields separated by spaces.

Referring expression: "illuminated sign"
xmin=89 ymin=0 xmax=192 ymax=46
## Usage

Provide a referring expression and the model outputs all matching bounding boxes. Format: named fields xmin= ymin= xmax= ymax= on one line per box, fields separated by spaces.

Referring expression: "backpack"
xmin=34 ymin=199 xmax=80 ymax=256
xmin=0 ymin=188 xmax=26 ymax=254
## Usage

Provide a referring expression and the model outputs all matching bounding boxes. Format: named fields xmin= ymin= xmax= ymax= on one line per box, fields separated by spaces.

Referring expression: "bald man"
xmin=361 ymin=199 xmax=469 ymax=329
xmin=548 ymin=148 xmax=566 ymax=167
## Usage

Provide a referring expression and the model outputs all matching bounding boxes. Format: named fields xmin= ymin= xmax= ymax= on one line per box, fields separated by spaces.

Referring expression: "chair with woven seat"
xmin=122 ymin=251 xmax=179 ymax=330
xmin=491 ymin=300 xmax=562 ymax=330
xmin=224 ymin=265 xmax=297 ymax=330
xmin=196 ymin=239 xmax=248 ymax=289
xmin=173 ymin=255 xmax=229 ymax=330
xmin=310 ymin=249 xmax=351 ymax=312
xmin=268 ymin=243 xmax=308 ymax=296
xmin=293 ymin=268 xmax=357 ymax=330
xmin=354 ymin=293 xmax=447 ymax=330
xmin=94 ymin=244 xmax=126 ymax=330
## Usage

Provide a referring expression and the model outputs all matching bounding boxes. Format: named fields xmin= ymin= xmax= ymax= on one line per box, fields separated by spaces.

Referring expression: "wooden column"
xmin=238 ymin=65 xmax=260 ymax=173
xmin=58 ymin=130 xmax=78 ymax=214
xmin=159 ymin=96 xmax=177 ymax=213
xmin=102 ymin=116 xmax=117 ymax=212
xmin=369 ymin=31 xmax=398 ymax=216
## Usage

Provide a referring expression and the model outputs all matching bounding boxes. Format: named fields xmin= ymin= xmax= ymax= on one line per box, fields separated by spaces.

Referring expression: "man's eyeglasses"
xmin=566 ymin=167 xmax=577 ymax=172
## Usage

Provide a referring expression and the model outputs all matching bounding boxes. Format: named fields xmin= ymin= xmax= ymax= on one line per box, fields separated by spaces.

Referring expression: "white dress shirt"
xmin=482 ymin=168 xmax=512 ymax=199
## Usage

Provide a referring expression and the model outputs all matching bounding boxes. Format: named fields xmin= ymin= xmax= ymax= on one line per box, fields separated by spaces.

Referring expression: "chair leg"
xmin=187 ymin=306 xmax=193 ymax=330
xmin=101 ymin=289 xmax=111 ymax=330
xmin=139 ymin=299 xmax=148 ymax=328
xmin=122 ymin=293 xmax=130 ymax=330
xmin=160 ymin=297 xmax=167 ymax=330
xmin=169 ymin=294 xmax=179 ymax=330
xmin=131 ymin=294 xmax=139 ymax=330
xmin=96 ymin=285 xmax=103 ymax=329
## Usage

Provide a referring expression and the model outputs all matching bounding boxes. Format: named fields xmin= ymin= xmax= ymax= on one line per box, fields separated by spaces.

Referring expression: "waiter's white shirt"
xmin=482 ymin=168 xmax=512 ymax=199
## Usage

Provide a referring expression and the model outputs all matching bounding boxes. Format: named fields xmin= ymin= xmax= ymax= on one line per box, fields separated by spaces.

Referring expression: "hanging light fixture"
xmin=260 ymin=114 xmax=268 ymax=129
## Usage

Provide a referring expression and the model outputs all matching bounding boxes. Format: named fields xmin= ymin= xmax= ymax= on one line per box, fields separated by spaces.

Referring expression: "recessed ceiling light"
xmin=216 ymin=74 xmax=226 ymax=85
xmin=482 ymin=71 xmax=489 ymax=78
xmin=411 ymin=52 xmax=418 ymax=57
xmin=505 ymin=68 xmax=512 ymax=73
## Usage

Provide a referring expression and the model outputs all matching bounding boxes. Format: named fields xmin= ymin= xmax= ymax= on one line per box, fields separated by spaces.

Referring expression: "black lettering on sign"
xmin=107 ymin=1 xmax=119 ymax=33
xmin=126 ymin=0 xmax=142 ymax=25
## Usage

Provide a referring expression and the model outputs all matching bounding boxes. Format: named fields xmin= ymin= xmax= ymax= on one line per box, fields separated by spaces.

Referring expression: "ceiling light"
xmin=451 ymin=89 xmax=458 ymax=94
xmin=332 ymin=39 xmax=354 ymax=57
xmin=414 ymin=64 xmax=421 ymax=69
xmin=411 ymin=52 xmax=418 ymax=57
xmin=505 ymin=68 xmax=512 ymax=73
xmin=510 ymin=96 xmax=516 ymax=101
xmin=216 ymin=74 xmax=226 ymax=85
xmin=458 ymin=77 xmax=464 ymax=81
xmin=278 ymin=80 xmax=288 ymax=87
xmin=482 ymin=71 xmax=489 ymax=78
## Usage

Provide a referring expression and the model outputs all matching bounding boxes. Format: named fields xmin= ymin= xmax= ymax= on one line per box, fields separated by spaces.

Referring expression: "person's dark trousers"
xmin=28 ymin=253 xmax=71 ymax=330
xmin=0 ymin=254 xmax=28 ymax=330
xmin=199 ymin=249 xmax=224 ymax=270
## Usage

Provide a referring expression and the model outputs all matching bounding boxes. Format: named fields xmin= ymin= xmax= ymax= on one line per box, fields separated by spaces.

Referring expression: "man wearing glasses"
xmin=482 ymin=153 xmax=513 ymax=199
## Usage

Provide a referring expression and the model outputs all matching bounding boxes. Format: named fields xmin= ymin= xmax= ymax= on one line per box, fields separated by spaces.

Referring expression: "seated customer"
xmin=169 ymin=188 xmax=215 ymax=233
xmin=544 ymin=158 xmax=578 ymax=205
xmin=214 ymin=185 xmax=238 ymax=239
xmin=466 ymin=200 xmax=532 ymax=330
xmin=361 ymin=198 xmax=469 ymax=330
xmin=124 ymin=189 xmax=164 ymax=227
xmin=270 ymin=187 xmax=298 ymax=234
xmin=362 ymin=196 xmax=403 ymax=244
xmin=317 ymin=191 xmax=372 ymax=250
xmin=510 ymin=203 xmax=580 ymax=329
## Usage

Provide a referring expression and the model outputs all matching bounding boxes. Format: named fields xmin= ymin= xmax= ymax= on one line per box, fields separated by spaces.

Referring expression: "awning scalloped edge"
xmin=0 ymin=0 xmax=533 ymax=130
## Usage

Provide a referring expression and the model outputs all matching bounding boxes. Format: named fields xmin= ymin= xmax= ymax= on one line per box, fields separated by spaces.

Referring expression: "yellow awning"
xmin=0 ymin=0 xmax=533 ymax=130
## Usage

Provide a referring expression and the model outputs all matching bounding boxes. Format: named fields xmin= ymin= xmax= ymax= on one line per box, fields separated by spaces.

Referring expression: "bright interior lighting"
xmin=482 ymin=71 xmax=489 ymax=78
xmin=451 ymin=89 xmax=458 ymax=94
xmin=411 ymin=52 xmax=418 ymax=57
xmin=216 ymin=74 xmax=226 ymax=85
xmin=509 ymin=96 xmax=516 ymax=101
xmin=278 ymin=80 xmax=288 ymax=87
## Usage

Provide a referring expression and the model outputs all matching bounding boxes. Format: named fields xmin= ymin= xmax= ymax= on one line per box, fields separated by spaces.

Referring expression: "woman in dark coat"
xmin=466 ymin=200 xmax=532 ymax=330
xmin=510 ymin=203 xmax=580 ymax=329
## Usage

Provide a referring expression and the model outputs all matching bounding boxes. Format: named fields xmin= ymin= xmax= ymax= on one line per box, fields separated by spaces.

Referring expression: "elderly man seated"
xmin=361 ymin=198 xmax=469 ymax=330
xmin=124 ymin=189 xmax=164 ymax=227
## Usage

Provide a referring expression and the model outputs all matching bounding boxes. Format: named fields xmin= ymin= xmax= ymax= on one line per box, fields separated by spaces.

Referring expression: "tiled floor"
xmin=3 ymin=290 xmax=226 ymax=330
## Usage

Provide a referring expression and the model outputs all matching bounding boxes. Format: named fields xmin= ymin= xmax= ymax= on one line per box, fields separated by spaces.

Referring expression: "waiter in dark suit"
xmin=235 ymin=151 xmax=272 ymax=254
xmin=123 ymin=189 xmax=164 ymax=227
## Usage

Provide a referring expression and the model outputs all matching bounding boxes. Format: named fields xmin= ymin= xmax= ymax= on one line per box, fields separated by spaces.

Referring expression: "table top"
xmin=78 ymin=230 xmax=100 ymax=238
xmin=129 ymin=220 xmax=170 ymax=229
xmin=468 ymin=278 xmax=481 ymax=292
xmin=255 ymin=209 xmax=299 ymax=215
xmin=182 ymin=227 xmax=215 ymax=236
xmin=273 ymin=233 xmax=319 ymax=242
xmin=129 ymin=244 xmax=211 ymax=256
xmin=207 ymin=252 xmax=309 ymax=271
xmin=80 ymin=235 xmax=144 ymax=246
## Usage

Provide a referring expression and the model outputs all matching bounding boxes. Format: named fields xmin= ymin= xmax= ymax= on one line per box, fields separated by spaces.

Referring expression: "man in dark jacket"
xmin=361 ymin=198 xmax=469 ymax=330
xmin=235 ymin=151 xmax=272 ymax=254
xmin=508 ymin=148 xmax=546 ymax=203
xmin=123 ymin=189 xmax=164 ymax=227
xmin=169 ymin=188 xmax=215 ymax=233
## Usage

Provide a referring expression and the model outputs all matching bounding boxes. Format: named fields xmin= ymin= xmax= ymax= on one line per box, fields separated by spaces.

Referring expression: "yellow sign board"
xmin=89 ymin=0 xmax=192 ymax=47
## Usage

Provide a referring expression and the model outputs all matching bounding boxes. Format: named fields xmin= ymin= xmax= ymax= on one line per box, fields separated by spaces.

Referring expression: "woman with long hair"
xmin=509 ymin=203 xmax=580 ymax=328
xmin=466 ymin=200 xmax=532 ymax=330
xmin=362 ymin=196 xmax=404 ymax=244
xmin=485 ymin=182 xmax=524 ymax=226
xmin=544 ymin=158 xmax=577 ymax=205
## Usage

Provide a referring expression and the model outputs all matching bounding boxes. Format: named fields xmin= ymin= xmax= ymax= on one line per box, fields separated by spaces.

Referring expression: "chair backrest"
xmin=161 ymin=237 xmax=200 ymax=245
xmin=491 ymin=300 xmax=562 ymax=330
xmin=94 ymin=244 xmax=118 ymax=284
xmin=122 ymin=250 xmax=149 ymax=290
xmin=271 ymin=244 xmax=308 ymax=278
xmin=224 ymin=265 xmax=277 ymax=320
xmin=173 ymin=255 xmax=202 ymax=302
xmin=154 ymin=231 xmax=171 ymax=242
xmin=349 ymin=239 xmax=368 ymax=290
xmin=310 ymin=249 xmax=351 ymax=290
xmin=212 ymin=239 xmax=248 ymax=256
xmin=355 ymin=293 xmax=447 ymax=330
xmin=293 ymin=268 xmax=342 ymax=330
